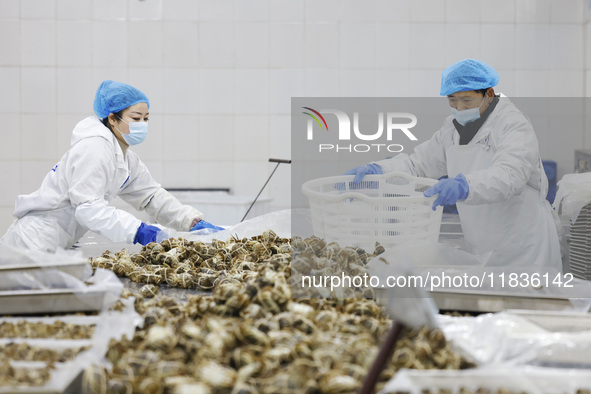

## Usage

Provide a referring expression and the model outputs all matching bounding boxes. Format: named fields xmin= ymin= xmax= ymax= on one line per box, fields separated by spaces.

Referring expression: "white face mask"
xmin=451 ymin=96 xmax=486 ymax=126
xmin=116 ymin=117 xmax=148 ymax=146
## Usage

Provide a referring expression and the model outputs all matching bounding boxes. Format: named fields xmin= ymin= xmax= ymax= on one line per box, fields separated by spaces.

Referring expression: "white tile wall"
xmin=163 ymin=0 xmax=199 ymax=21
xmin=481 ymin=0 xmax=515 ymax=23
xmin=479 ymin=24 xmax=515 ymax=70
xmin=515 ymin=0 xmax=550 ymax=24
xmin=549 ymin=24 xmax=583 ymax=69
xmin=57 ymin=68 xmax=93 ymax=113
xmin=0 ymin=68 xmax=20 ymax=113
xmin=233 ymin=115 xmax=269 ymax=161
xmin=235 ymin=0 xmax=270 ymax=22
xmin=0 ymin=21 xmax=20 ymax=66
xmin=0 ymin=115 xmax=21 ymax=161
xmin=163 ymin=22 xmax=199 ymax=68
xmin=161 ymin=114 xmax=200 ymax=160
xmin=92 ymin=21 xmax=128 ymax=67
xmin=304 ymin=0 xmax=341 ymax=23
xmin=57 ymin=21 xmax=92 ymax=67
xmin=57 ymin=0 xmax=92 ymax=20
xmin=199 ymin=22 xmax=235 ymax=68
xmin=163 ymin=69 xmax=200 ymax=113
xmin=0 ymin=0 xmax=590 ymax=237
xmin=199 ymin=69 xmax=235 ymax=114
xmin=21 ymin=0 xmax=55 ymax=19
xmin=269 ymin=69 xmax=304 ymax=114
xmin=375 ymin=0 xmax=410 ymax=22
xmin=20 ymin=114 xmax=59 ymax=161
xmin=270 ymin=23 xmax=304 ymax=68
xmin=375 ymin=23 xmax=410 ymax=69
xmin=0 ymin=162 xmax=20 ymax=206
xmin=515 ymin=24 xmax=550 ymax=70
xmin=303 ymin=23 xmax=339 ymax=68
xmin=410 ymin=0 xmax=445 ymax=23
xmin=340 ymin=23 xmax=376 ymax=68
xmin=21 ymin=68 xmax=56 ymax=113
xmin=128 ymin=68 xmax=165 ymax=113
xmin=234 ymin=69 xmax=269 ymax=114
xmin=199 ymin=0 xmax=233 ymax=22
xmin=21 ymin=20 xmax=56 ymax=66
xmin=198 ymin=115 xmax=235 ymax=161
xmin=234 ymin=23 xmax=270 ymax=68
xmin=444 ymin=24 xmax=480 ymax=65
xmin=409 ymin=23 xmax=446 ymax=69
xmin=270 ymin=0 xmax=304 ymax=22
xmin=446 ymin=0 xmax=480 ymax=23
xmin=129 ymin=0 xmax=163 ymax=21
xmin=550 ymin=0 xmax=584 ymax=23
xmin=0 ymin=0 xmax=20 ymax=19
xmin=129 ymin=21 xmax=164 ymax=68
xmin=269 ymin=115 xmax=291 ymax=160
xmin=341 ymin=0 xmax=375 ymax=22
xmin=92 ymin=0 xmax=127 ymax=21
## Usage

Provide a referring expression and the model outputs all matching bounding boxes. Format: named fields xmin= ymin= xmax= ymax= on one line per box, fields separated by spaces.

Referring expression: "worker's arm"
xmin=118 ymin=152 xmax=203 ymax=231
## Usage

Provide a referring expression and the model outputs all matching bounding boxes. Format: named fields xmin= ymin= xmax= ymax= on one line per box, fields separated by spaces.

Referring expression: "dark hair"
xmin=101 ymin=109 xmax=125 ymax=130
xmin=475 ymin=88 xmax=490 ymax=96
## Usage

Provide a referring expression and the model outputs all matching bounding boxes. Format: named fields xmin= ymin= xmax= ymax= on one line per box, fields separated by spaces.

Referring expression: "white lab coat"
xmin=1 ymin=116 xmax=203 ymax=252
xmin=374 ymin=95 xmax=562 ymax=270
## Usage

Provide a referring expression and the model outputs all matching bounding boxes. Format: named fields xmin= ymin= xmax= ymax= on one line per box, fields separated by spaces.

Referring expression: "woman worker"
xmin=346 ymin=59 xmax=562 ymax=270
xmin=1 ymin=80 xmax=222 ymax=253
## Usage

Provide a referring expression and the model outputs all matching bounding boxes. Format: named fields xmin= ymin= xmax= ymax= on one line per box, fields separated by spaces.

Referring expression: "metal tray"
xmin=0 ymin=289 xmax=108 ymax=315
xmin=0 ymin=262 xmax=90 ymax=281
xmin=430 ymin=290 xmax=573 ymax=313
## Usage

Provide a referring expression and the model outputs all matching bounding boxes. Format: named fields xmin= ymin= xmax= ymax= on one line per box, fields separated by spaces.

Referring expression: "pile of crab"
xmin=83 ymin=233 xmax=473 ymax=393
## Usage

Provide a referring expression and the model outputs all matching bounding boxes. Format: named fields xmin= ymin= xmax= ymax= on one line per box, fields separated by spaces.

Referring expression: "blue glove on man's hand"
xmin=134 ymin=223 xmax=168 ymax=245
xmin=423 ymin=174 xmax=469 ymax=210
xmin=190 ymin=220 xmax=224 ymax=233
xmin=344 ymin=163 xmax=383 ymax=184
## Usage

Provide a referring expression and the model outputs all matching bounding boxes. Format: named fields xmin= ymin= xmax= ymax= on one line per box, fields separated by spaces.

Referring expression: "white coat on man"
xmin=373 ymin=95 xmax=562 ymax=270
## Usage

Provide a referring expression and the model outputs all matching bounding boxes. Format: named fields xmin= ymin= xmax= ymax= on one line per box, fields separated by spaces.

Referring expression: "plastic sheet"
xmin=437 ymin=312 xmax=591 ymax=367
xmin=0 ymin=244 xmax=86 ymax=267
xmin=0 ymin=268 xmax=124 ymax=315
xmin=368 ymin=242 xmax=591 ymax=303
xmin=380 ymin=365 xmax=591 ymax=394
xmin=380 ymin=311 xmax=591 ymax=393
xmin=554 ymin=172 xmax=591 ymax=223
xmin=167 ymin=209 xmax=294 ymax=242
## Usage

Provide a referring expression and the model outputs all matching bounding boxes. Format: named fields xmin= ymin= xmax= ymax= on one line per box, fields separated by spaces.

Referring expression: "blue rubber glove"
xmin=423 ymin=174 xmax=469 ymax=211
xmin=134 ymin=223 xmax=168 ymax=245
xmin=190 ymin=220 xmax=224 ymax=233
xmin=344 ymin=163 xmax=383 ymax=184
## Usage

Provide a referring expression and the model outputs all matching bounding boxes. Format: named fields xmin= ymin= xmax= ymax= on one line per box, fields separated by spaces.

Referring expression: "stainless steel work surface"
xmin=0 ymin=289 xmax=109 ymax=315
xmin=430 ymin=289 xmax=573 ymax=313
xmin=0 ymin=262 xmax=90 ymax=282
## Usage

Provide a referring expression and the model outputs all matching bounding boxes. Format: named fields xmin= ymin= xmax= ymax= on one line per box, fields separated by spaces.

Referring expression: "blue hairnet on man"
xmin=345 ymin=59 xmax=562 ymax=270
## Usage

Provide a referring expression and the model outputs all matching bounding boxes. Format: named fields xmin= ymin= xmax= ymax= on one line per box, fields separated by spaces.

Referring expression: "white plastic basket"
xmin=301 ymin=172 xmax=443 ymax=252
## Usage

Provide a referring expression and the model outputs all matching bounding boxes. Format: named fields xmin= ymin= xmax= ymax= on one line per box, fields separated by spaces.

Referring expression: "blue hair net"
xmin=440 ymin=59 xmax=499 ymax=96
xmin=93 ymin=80 xmax=150 ymax=119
